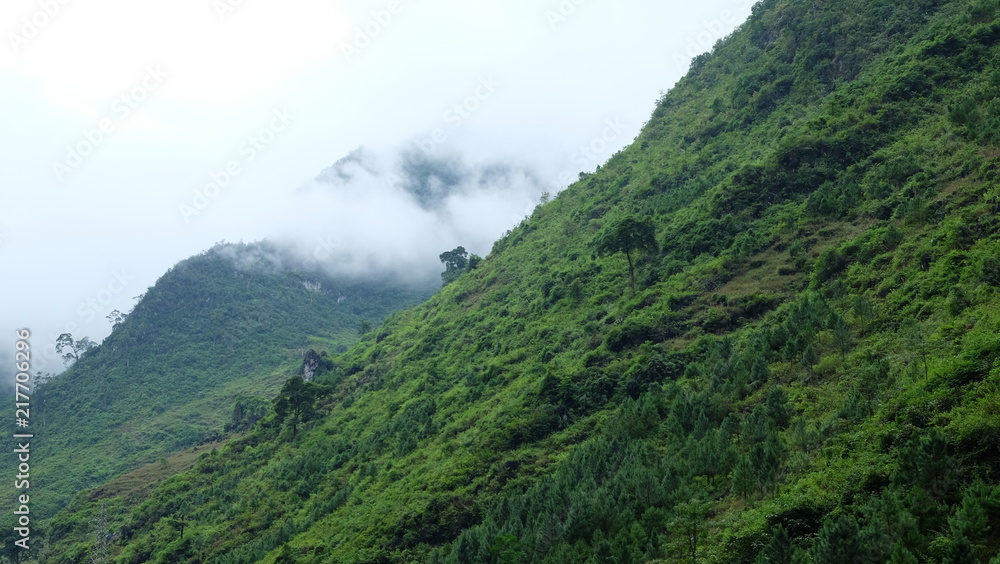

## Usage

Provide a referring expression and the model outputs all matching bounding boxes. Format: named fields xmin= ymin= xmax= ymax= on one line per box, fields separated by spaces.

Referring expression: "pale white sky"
xmin=0 ymin=0 xmax=754 ymax=373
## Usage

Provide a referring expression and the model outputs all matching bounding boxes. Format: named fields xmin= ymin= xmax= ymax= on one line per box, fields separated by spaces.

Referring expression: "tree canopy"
xmin=54 ymin=333 xmax=96 ymax=366
xmin=273 ymin=376 xmax=324 ymax=439
xmin=593 ymin=215 xmax=658 ymax=288
xmin=440 ymin=246 xmax=482 ymax=286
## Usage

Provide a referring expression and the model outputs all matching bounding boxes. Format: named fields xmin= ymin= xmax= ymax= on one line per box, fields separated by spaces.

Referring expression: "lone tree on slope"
xmin=274 ymin=376 xmax=323 ymax=439
xmin=55 ymin=333 xmax=97 ymax=366
xmin=439 ymin=246 xmax=469 ymax=286
xmin=439 ymin=246 xmax=482 ymax=286
xmin=593 ymin=215 xmax=659 ymax=289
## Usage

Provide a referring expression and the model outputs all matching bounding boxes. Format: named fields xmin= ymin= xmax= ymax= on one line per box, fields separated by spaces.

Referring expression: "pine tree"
xmin=812 ymin=514 xmax=861 ymax=564
xmin=852 ymin=295 xmax=875 ymax=334
xmin=899 ymin=319 xmax=931 ymax=378
xmin=732 ymin=455 xmax=756 ymax=503
xmin=670 ymin=487 xmax=712 ymax=563
xmin=751 ymin=431 xmax=785 ymax=494
xmin=943 ymin=535 xmax=975 ymax=564
xmin=719 ymin=414 xmax=740 ymax=444
xmin=765 ymin=387 xmax=791 ymax=429
xmin=831 ymin=315 xmax=853 ymax=361
xmin=756 ymin=525 xmax=793 ymax=564
xmin=791 ymin=417 xmax=814 ymax=454
xmin=889 ymin=542 xmax=919 ymax=564
xmin=274 ymin=545 xmax=296 ymax=564
xmin=273 ymin=376 xmax=323 ymax=439
xmin=749 ymin=354 xmax=773 ymax=388
xmin=947 ymin=479 xmax=991 ymax=557
xmin=742 ymin=405 xmax=771 ymax=446
xmin=801 ymin=344 xmax=819 ymax=382
xmin=894 ymin=429 xmax=955 ymax=502
xmin=613 ymin=522 xmax=647 ymax=564
xmin=533 ymin=512 xmax=562 ymax=558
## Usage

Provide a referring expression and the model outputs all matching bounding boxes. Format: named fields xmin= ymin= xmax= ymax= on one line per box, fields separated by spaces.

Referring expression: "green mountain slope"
xmin=34 ymin=0 xmax=1000 ymax=562
xmin=15 ymin=242 xmax=433 ymax=520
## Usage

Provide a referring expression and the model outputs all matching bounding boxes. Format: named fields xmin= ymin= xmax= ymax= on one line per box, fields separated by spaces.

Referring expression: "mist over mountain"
xmin=23 ymin=0 xmax=1000 ymax=561
xmin=0 ymin=144 xmax=550 ymax=375
xmin=270 ymin=145 xmax=550 ymax=282
xmin=1 ymin=0 xmax=750 ymax=391
xmin=0 ymin=348 xmax=12 ymax=399
xmin=21 ymin=240 xmax=434 ymax=519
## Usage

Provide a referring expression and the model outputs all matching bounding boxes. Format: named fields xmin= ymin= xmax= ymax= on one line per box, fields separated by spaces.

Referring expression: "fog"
xmin=270 ymin=146 xmax=549 ymax=280
xmin=0 ymin=349 xmax=12 ymax=399
xmin=0 ymin=0 xmax=756 ymax=374
xmin=200 ymin=144 xmax=550 ymax=286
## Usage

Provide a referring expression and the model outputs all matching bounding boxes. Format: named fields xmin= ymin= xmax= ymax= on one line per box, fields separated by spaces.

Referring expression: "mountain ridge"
xmin=30 ymin=0 xmax=1000 ymax=562
xmin=18 ymin=241 xmax=434 ymax=520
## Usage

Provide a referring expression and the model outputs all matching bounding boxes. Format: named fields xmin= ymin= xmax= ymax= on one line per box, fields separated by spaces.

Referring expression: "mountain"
xmin=15 ymin=241 xmax=434 ymax=520
xmin=32 ymin=0 xmax=1000 ymax=562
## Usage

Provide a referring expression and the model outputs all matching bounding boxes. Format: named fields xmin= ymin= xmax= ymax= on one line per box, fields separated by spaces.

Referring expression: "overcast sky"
xmin=0 ymin=0 xmax=754 ymax=374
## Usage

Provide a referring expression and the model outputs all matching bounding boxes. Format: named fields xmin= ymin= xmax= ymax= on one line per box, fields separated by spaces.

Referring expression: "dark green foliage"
xmin=439 ymin=246 xmax=469 ymax=285
xmin=224 ymin=395 xmax=269 ymax=433
xmin=756 ymin=525 xmax=793 ymax=564
xmin=604 ymin=315 xmax=681 ymax=352
xmin=274 ymin=377 xmax=325 ymax=439
xmin=54 ymin=333 xmax=97 ymax=366
xmin=593 ymin=215 xmax=658 ymax=288
xmin=733 ymin=456 xmax=757 ymax=502
xmin=440 ymin=246 xmax=482 ymax=286
xmin=831 ymin=315 xmax=853 ymax=360
xmin=981 ymin=256 xmax=1000 ymax=286
xmin=812 ymin=514 xmax=862 ymax=564
xmin=894 ymin=429 xmax=956 ymax=502
xmin=765 ymin=387 xmax=791 ymax=430
xmin=31 ymin=0 xmax=1000 ymax=562
xmin=23 ymin=242 xmax=432 ymax=519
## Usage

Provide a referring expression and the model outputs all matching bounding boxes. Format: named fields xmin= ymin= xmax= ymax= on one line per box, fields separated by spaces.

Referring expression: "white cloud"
xmin=0 ymin=0 xmax=755 ymax=367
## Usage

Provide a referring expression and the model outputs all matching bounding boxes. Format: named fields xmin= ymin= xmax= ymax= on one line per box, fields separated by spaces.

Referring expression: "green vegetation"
xmin=13 ymin=242 xmax=432 ymax=520
xmin=593 ymin=215 xmax=659 ymax=288
xmin=54 ymin=333 xmax=96 ymax=366
xmin=439 ymin=246 xmax=483 ymax=286
xmin=274 ymin=376 xmax=327 ymax=439
xmin=24 ymin=0 xmax=1000 ymax=561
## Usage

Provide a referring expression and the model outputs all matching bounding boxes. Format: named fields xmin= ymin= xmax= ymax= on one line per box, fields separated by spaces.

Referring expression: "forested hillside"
xmin=12 ymin=242 xmax=432 ymax=521
xmin=32 ymin=0 xmax=1000 ymax=561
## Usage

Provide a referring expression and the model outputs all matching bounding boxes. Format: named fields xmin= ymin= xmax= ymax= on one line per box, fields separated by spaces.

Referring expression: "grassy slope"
xmin=17 ymin=242 xmax=432 ymax=520
xmin=35 ymin=0 xmax=1000 ymax=562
